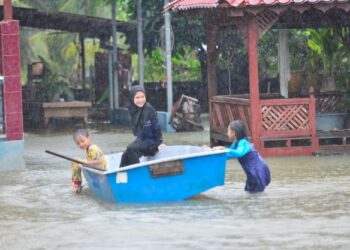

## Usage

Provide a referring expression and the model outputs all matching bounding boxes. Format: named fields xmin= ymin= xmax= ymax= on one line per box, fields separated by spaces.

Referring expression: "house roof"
xmin=164 ymin=0 xmax=350 ymax=29
xmin=164 ymin=0 xmax=348 ymax=11
xmin=0 ymin=6 xmax=136 ymax=39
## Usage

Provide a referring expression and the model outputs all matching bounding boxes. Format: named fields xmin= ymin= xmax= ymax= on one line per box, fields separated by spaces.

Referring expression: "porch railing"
xmin=259 ymin=94 xmax=318 ymax=156
xmin=260 ymin=97 xmax=315 ymax=138
xmin=210 ymin=95 xmax=250 ymax=143
xmin=209 ymin=92 xmax=319 ymax=156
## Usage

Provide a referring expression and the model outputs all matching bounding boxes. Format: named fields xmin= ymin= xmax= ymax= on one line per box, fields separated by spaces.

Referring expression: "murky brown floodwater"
xmin=1 ymin=124 xmax=350 ymax=249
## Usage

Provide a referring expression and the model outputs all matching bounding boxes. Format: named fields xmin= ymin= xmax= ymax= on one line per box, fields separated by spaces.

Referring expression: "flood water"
xmin=1 ymin=124 xmax=350 ymax=249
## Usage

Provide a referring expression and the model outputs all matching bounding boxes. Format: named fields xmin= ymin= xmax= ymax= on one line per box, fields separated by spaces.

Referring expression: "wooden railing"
xmin=210 ymin=95 xmax=251 ymax=143
xmin=291 ymin=91 xmax=344 ymax=113
xmin=209 ymin=93 xmax=319 ymax=155
xmin=315 ymin=91 xmax=344 ymax=113
xmin=260 ymin=98 xmax=314 ymax=138
xmin=259 ymin=93 xmax=318 ymax=156
xmin=210 ymin=93 xmax=284 ymax=139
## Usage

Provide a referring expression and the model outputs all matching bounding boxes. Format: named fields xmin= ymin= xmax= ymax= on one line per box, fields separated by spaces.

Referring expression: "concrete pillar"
xmin=4 ymin=0 xmax=13 ymax=21
xmin=0 ymin=20 xmax=23 ymax=141
xmin=164 ymin=0 xmax=173 ymax=114
xmin=0 ymin=19 xmax=25 ymax=171
xmin=278 ymin=30 xmax=290 ymax=98
xmin=137 ymin=0 xmax=144 ymax=86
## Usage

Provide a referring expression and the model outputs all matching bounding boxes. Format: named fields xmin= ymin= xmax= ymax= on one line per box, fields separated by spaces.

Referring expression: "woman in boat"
xmin=211 ymin=120 xmax=271 ymax=192
xmin=71 ymin=128 xmax=107 ymax=193
xmin=120 ymin=85 xmax=165 ymax=167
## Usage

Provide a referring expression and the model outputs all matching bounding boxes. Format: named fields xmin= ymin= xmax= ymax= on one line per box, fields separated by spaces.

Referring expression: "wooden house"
xmin=165 ymin=0 xmax=350 ymax=156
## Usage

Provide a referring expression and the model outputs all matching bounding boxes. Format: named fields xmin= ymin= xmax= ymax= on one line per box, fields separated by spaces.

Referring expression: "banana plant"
xmin=307 ymin=28 xmax=342 ymax=78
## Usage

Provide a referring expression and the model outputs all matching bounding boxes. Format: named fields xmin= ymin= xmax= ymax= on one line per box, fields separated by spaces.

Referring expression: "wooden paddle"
xmin=45 ymin=150 xmax=106 ymax=171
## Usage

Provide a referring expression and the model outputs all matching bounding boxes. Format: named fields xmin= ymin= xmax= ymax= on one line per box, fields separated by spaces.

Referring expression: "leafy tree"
xmin=124 ymin=1 xmax=205 ymax=82
xmin=307 ymin=28 xmax=342 ymax=78
xmin=14 ymin=0 xmax=128 ymax=85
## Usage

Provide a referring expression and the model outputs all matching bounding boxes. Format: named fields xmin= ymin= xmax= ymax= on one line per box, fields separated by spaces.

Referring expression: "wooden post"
xmin=79 ymin=33 xmax=86 ymax=93
xmin=247 ymin=16 xmax=261 ymax=150
xmin=206 ymin=19 xmax=218 ymax=100
xmin=309 ymin=86 xmax=319 ymax=153
xmin=4 ymin=0 xmax=13 ymax=21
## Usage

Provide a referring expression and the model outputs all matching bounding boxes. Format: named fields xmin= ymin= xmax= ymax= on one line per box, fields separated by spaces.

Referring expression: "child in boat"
xmin=205 ymin=120 xmax=271 ymax=192
xmin=71 ymin=128 xmax=107 ymax=193
xmin=120 ymin=85 xmax=166 ymax=167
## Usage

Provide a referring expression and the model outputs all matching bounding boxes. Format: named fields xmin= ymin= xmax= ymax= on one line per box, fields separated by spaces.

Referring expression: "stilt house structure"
xmin=165 ymin=0 xmax=350 ymax=156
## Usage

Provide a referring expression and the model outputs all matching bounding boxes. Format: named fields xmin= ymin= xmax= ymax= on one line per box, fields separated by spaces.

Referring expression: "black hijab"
xmin=128 ymin=85 xmax=154 ymax=137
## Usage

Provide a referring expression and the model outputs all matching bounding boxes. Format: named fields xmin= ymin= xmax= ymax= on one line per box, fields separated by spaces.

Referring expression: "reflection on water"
xmin=1 ymin=127 xmax=350 ymax=249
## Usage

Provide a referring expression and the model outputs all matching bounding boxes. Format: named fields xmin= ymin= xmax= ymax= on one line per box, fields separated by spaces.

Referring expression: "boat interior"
xmin=105 ymin=145 xmax=203 ymax=170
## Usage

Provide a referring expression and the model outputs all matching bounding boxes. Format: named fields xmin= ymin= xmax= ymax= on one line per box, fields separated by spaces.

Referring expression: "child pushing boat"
xmin=204 ymin=120 xmax=271 ymax=192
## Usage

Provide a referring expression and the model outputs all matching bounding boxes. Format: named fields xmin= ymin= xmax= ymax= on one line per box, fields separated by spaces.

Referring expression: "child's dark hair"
xmin=229 ymin=120 xmax=247 ymax=141
xmin=73 ymin=128 xmax=90 ymax=140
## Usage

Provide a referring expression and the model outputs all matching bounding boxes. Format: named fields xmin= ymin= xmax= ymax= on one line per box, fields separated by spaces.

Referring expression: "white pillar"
xmin=108 ymin=53 xmax=114 ymax=110
xmin=164 ymin=0 xmax=173 ymax=113
xmin=112 ymin=0 xmax=119 ymax=108
xmin=278 ymin=30 xmax=290 ymax=98
xmin=137 ymin=0 xmax=144 ymax=86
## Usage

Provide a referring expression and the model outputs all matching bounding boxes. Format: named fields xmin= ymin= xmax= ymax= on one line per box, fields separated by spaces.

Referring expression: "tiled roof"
xmin=164 ymin=0 xmax=347 ymax=11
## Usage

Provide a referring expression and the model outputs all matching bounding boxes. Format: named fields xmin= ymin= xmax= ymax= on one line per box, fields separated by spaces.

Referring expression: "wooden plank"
xmin=318 ymin=145 xmax=350 ymax=154
xmin=261 ymin=146 xmax=315 ymax=157
xmin=149 ymin=160 xmax=184 ymax=178
xmin=225 ymin=103 xmax=234 ymax=122
xmin=43 ymin=101 xmax=91 ymax=108
xmin=260 ymin=98 xmax=309 ymax=105
xmin=215 ymin=103 xmax=225 ymax=127
xmin=262 ymin=135 xmax=311 ymax=141
xmin=317 ymin=130 xmax=350 ymax=138
xmin=261 ymin=129 xmax=310 ymax=137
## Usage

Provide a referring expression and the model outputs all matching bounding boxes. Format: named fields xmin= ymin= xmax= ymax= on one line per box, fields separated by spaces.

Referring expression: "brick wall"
xmin=0 ymin=20 xmax=23 ymax=140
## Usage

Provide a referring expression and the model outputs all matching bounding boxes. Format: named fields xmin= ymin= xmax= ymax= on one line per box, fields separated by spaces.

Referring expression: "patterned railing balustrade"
xmin=315 ymin=91 xmax=344 ymax=113
xmin=260 ymin=98 xmax=313 ymax=137
xmin=209 ymin=93 xmax=319 ymax=155
xmin=259 ymin=93 xmax=319 ymax=155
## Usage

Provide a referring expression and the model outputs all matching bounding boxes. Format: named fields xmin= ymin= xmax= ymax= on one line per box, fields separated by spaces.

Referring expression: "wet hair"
xmin=73 ymin=128 xmax=90 ymax=140
xmin=228 ymin=120 xmax=248 ymax=141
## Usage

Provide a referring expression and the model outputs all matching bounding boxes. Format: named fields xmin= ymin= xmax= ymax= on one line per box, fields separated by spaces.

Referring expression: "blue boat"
xmin=81 ymin=146 xmax=227 ymax=203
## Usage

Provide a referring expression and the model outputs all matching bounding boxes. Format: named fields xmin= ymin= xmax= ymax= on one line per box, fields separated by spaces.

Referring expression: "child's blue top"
xmin=226 ymin=138 xmax=251 ymax=159
xmin=226 ymin=138 xmax=270 ymax=192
